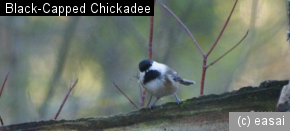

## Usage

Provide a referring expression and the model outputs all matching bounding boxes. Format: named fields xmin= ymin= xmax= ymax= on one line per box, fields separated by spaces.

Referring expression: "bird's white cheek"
xmin=150 ymin=62 xmax=167 ymax=74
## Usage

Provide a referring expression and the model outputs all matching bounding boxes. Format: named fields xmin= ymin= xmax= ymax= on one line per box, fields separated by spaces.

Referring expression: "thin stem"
xmin=147 ymin=95 xmax=153 ymax=107
xmin=287 ymin=0 xmax=290 ymax=41
xmin=0 ymin=72 xmax=10 ymax=126
xmin=138 ymin=81 xmax=144 ymax=107
xmin=141 ymin=90 xmax=146 ymax=107
xmin=40 ymin=17 xmax=80 ymax=117
xmin=113 ymin=82 xmax=139 ymax=109
xmin=149 ymin=17 xmax=154 ymax=59
xmin=0 ymin=72 xmax=10 ymax=98
xmin=207 ymin=30 xmax=249 ymax=68
xmin=143 ymin=0 xmax=157 ymax=107
xmin=149 ymin=0 xmax=156 ymax=60
xmin=200 ymin=60 xmax=207 ymax=96
xmin=0 ymin=115 xmax=3 ymax=126
xmin=161 ymin=4 xmax=205 ymax=56
xmin=54 ymin=78 xmax=78 ymax=120
xmin=206 ymin=0 xmax=239 ymax=57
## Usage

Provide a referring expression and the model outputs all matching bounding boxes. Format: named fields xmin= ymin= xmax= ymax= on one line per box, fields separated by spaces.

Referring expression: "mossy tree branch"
xmin=1 ymin=80 xmax=287 ymax=131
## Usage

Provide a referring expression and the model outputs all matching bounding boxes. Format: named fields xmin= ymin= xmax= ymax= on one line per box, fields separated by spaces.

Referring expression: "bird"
xmin=138 ymin=59 xmax=195 ymax=108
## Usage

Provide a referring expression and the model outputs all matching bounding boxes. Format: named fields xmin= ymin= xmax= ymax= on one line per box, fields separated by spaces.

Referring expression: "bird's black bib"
xmin=143 ymin=70 xmax=161 ymax=84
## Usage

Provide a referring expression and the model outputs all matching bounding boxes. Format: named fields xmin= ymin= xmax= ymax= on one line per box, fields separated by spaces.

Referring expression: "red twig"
xmin=148 ymin=0 xmax=156 ymax=59
xmin=200 ymin=60 xmax=207 ymax=95
xmin=287 ymin=0 xmax=290 ymax=41
xmin=161 ymin=4 xmax=205 ymax=56
xmin=141 ymin=0 xmax=157 ymax=107
xmin=0 ymin=115 xmax=3 ymax=126
xmin=162 ymin=0 xmax=244 ymax=96
xmin=0 ymin=72 xmax=10 ymax=126
xmin=149 ymin=17 xmax=154 ymax=59
xmin=138 ymin=81 xmax=144 ymax=107
xmin=113 ymin=82 xmax=139 ymax=109
xmin=201 ymin=0 xmax=239 ymax=95
xmin=147 ymin=95 xmax=153 ymax=107
xmin=54 ymin=78 xmax=78 ymax=120
xmin=206 ymin=0 xmax=239 ymax=57
xmin=207 ymin=30 xmax=249 ymax=68
xmin=141 ymin=90 xmax=146 ymax=107
xmin=0 ymin=72 xmax=10 ymax=98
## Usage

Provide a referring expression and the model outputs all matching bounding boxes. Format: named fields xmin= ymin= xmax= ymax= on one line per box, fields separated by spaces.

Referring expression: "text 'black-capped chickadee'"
xmin=138 ymin=59 xmax=195 ymax=108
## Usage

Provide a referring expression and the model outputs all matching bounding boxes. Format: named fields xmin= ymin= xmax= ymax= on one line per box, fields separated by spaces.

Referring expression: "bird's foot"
xmin=174 ymin=93 xmax=181 ymax=105
xmin=149 ymin=103 xmax=155 ymax=109
xmin=176 ymin=98 xmax=181 ymax=105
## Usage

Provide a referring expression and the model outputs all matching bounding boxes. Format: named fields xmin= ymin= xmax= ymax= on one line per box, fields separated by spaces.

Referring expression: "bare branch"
xmin=147 ymin=95 xmax=153 ymax=107
xmin=0 ymin=115 xmax=3 ymax=126
xmin=141 ymin=90 xmax=146 ymax=107
xmin=148 ymin=0 xmax=156 ymax=59
xmin=161 ymin=4 xmax=205 ymax=56
xmin=54 ymin=78 xmax=78 ymax=120
xmin=113 ymin=82 xmax=139 ymax=109
xmin=287 ymin=0 xmax=290 ymax=41
xmin=206 ymin=0 xmax=239 ymax=57
xmin=40 ymin=17 xmax=80 ymax=117
xmin=0 ymin=72 xmax=10 ymax=98
xmin=207 ymin=30 xmax=249 ymax=68
xmin=0 ymin=72 xmax=10 ymax=126
xmin=148 ymin=17 xmax=154 ymax=59
xmin=138 ymin=81 xmax=143 ymax=106
xmin=142 ymin=0 xmax=157 ymax=107
xmin=138 ymin=81 xmax=146 ymax=107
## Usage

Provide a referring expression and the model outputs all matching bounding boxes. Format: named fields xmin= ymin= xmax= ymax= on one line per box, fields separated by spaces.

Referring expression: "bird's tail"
xmin=176 ymin=78 xmax=196 ymax=86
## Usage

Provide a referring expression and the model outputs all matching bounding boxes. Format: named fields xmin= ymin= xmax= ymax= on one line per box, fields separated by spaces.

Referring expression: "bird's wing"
xmin=178 ymin=78 xmax=196 ymax=85
xmin=167 ymin=68 xmax=195 ymax=86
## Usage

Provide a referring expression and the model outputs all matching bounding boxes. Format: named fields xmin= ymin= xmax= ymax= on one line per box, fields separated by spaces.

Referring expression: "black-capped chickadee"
xmin=138 ymin=59 xmax=195 ymax=108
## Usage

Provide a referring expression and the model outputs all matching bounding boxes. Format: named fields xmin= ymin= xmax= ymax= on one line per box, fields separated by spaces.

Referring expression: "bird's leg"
xmin=150 ymin=97 xmax=159 ymax=109
xmin=174 ymin=93 xmax=181 ymax=105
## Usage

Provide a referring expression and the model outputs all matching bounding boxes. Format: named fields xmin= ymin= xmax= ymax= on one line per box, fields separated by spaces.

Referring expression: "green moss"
xmin=1 ymin=80 xmax=288 ymax=131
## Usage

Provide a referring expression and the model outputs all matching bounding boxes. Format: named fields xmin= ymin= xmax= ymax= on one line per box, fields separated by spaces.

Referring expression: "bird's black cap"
xmin=139 ymin=59 xmax=153 ymax=72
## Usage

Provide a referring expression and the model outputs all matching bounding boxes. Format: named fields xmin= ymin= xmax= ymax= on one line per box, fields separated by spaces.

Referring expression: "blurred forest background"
xmin=0 ymin=0 xmax=289 ymax=125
